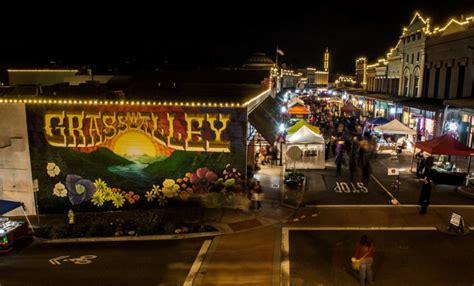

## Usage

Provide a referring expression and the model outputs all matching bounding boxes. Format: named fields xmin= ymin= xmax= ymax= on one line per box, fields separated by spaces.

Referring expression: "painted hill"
xmin=143 ymin=150 xmax=232 ymax=179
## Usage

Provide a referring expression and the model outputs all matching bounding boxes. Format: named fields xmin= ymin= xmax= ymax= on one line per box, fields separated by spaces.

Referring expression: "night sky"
xmin=0 ymin=1 xmax=472 ymax=74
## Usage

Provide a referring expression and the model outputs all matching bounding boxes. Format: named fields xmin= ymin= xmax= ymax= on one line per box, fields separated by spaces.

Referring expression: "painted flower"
xmin=102 ymin=188 xmax=114 ymax=201
xmin=133 ymin=194 xmax=140 ymax=201
xmin=47 ymin=162 xmax=61 ymax=177
xmin=179 ymin=191 xmax=190 ymax=200
xmin=156 ymin=192 xmax=167 ymax=207
xmin=185 ymin=172 xmax=191 ymax=178
xmin=91 ymin=192 xmax=105 ymax=207
xmin=94 ymin=179 xmax=108 ymax=192
xmin=183 ymin=177 xmax=189 ymax=182
xmin=181 ymin=183 xmax=187 ymax=189
xmin=128 ymin=198 xmax=136 ymax=204
xmin=190 ymin=168 xmax=218 ymax=186
xmin=177 ymin=178 xmax=183 ymax=184
xmin=111 ymin=192 xmax=125 ymax=208
xmin=53 ymin=182 xmax=67 ymax=197
xmin=151 ymin=185 xmax=161 ymax=195
xmin=224 ymin=178 xmax=236 ymax=188
xmin=162 ymin=179 xmax=179 ymax=198
xmin=65 ymin=174 xmax=97 ymax=205
xmin=186 ymin=187 xmax=193 ymax=194
xmin=145 ymin=190 xmax=156 ymax=202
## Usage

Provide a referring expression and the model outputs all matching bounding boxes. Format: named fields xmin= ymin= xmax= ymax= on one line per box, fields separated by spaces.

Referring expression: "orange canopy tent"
xmin=288 ymin=105 xmax=310 ymax=115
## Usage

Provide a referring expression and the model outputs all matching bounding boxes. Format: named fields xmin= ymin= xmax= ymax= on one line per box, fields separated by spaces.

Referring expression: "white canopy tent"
xmin=374 ymin=119 xmax=416 ymax=153
xmin=287 ymin=97 xmax=306 ymax=107
xmin=284 ymin=125 xmax=326 ymax=169
xmin=374 ymin=119 xmax=416 ymax=135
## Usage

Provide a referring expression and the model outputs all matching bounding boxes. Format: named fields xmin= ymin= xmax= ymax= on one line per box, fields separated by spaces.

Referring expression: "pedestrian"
xmin=361 ymin=154 xmax=371 ymax=185
xmin=415 ymin=151 xmax=424 ymax=177
xmin=349 ymin=153 xmax=357 ymax=181
xmin=353 ymin=235 xmax=375 ymax=286
xmin=251 ymin=180 xmax=264 ymax=210
xmin=271 ymin=147 xmax=278 ymax=167
xmin=418 ymin=156 xmax=433 ymax=214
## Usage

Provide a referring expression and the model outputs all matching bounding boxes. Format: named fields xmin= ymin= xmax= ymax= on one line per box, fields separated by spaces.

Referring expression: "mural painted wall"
xmin=26 ymin=104 xmax=247 ymax=213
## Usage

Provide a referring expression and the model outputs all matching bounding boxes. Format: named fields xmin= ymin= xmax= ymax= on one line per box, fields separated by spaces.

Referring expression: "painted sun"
xmin=111 ymin=131 xmax=157 ymax=157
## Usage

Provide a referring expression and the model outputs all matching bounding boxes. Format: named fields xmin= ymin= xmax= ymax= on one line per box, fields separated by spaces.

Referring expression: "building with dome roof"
xmin=241 ymin=53 xmax=275 ymax=70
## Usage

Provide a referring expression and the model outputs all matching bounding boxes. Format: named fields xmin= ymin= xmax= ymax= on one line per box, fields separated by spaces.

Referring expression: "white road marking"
xmin=183 ymin=239 xmax=212 ymax=286
xmin=371 ymin=174 xmax=395 ymax=199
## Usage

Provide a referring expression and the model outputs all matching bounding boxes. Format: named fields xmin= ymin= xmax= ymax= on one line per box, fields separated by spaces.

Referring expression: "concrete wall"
xmin=0 ymin=104 xmax=36 ymax=216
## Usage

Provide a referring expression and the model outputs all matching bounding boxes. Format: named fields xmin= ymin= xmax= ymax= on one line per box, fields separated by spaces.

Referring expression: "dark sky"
xmin=0 ymin=1 xmax=472 ymax=74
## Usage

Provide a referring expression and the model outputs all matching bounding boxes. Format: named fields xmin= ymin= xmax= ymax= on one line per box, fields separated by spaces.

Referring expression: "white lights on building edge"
xmin=281 ymin=106 xmax=287 ymax=113
xmin=390 ymin=107 xmax=396 ymax=115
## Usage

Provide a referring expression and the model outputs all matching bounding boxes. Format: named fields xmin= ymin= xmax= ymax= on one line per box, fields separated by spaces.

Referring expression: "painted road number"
xmin=333 ymin=182 xmax=368 ymax=193
xmin=49 ymin=255 xmax=97 ymax=265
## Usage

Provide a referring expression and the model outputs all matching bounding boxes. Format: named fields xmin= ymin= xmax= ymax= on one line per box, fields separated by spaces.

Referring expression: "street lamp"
xmin=278 ymin=123 xmax=286 ymax=166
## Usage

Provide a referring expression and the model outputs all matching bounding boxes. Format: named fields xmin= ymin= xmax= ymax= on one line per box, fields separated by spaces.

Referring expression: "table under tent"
xmin=284 ymin=120 xmax=325 ymax=170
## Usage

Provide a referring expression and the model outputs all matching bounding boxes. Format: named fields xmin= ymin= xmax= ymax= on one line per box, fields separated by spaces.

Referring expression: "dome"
xmin=242 ymin=53 xmax=275 ymax=69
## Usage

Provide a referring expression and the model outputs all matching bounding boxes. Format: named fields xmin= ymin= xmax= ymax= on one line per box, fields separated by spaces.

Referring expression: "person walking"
xmin=418 ymin=156 xmax=434 ymax=214
xmin=353 ymin=235 xmax=374 ymax=286
xmin=251 ymin=180 xmax=263 ymax=210
xmin=361 ymin=154 xmax=372 ymax=185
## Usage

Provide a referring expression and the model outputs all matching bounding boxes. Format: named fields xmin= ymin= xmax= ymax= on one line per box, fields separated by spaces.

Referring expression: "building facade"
xmin=398 ymin=13 xmax=430 ymax=98
xmin=355 ymin=57 xmax=367 ymax=88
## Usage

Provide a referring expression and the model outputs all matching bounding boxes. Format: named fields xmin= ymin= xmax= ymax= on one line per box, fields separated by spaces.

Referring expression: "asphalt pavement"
xmin=289 ymin=230 xmax=474 ymax=286
xmin=0 ymin=238 xmax=206 ymax=286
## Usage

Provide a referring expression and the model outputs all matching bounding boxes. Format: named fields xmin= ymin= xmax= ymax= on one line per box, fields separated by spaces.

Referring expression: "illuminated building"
xmin=324 ymin=47 xmax=330 ymax=72
xmin=429 ymin=15 xmax=474 ymax=146
xmin=398 ymin=12 xmax=430 ymax=98
xmin=355 ymin=57 xmax=367 ymax=88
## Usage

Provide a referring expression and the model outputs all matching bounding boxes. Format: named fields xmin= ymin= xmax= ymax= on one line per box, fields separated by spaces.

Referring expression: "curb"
xmin=43 ymin=231 xmax=222 ymax=243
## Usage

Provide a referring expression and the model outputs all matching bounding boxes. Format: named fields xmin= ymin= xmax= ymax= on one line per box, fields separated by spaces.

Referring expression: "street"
xmin=288 ymin=230 xmax=474 ymax=285
xmin=0 ymin=238 xmax=206 ymax=286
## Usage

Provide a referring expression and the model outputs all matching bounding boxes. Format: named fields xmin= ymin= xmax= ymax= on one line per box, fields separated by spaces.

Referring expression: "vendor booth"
xmin=414 ymin=134 xmax=474 ymax=185
xmin=374 ymin=119 xmax=416 ymax=152
xmin=287 ymin=119 xmax=320 ymax=135
xmin=341 ymin=102 xmax=360 ymax=114
xmin=0 ymin=199 xmax=31 ymax=252
xmin=287 ymin=98 xmax=306 ymax=108
xmin=288 ymin=105 xmax=310 ymax=118
xmin=284 ymin=125 xmax=326 ymax=170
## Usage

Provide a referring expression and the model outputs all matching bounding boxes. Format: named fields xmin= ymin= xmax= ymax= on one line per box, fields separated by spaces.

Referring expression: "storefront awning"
xmin=354 ymin=92 xmax=408 ymax=103
xmin=401 ymin=98 xmax=444 ymax=112
xmin=248 ymin=95 xmax=280 ymax=144
xmin=444 ymin=98 xmax=474 ymax=110
xmin=0 ymin=199 xmax=23 ymax=215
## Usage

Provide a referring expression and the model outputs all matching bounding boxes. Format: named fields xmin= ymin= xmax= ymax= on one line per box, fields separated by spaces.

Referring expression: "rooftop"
xmin=0 ymin=70 xmax=270 ymax=105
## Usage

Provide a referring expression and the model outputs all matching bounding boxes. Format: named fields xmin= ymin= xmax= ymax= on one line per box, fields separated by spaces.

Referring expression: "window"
xmin=457 ymin=65 xmax=466 ymax=98
xmin=423 ymin=67 xmax=430 ymax=98
xmin=411 ymin=53 xmax=414 ymax=64
xmin=417 ymin=52 xmax=420 ymax=62
xmin=407 ymin=55 xmax=409 ymax=63
xmin=411 ymin=34 xmax=416 ymax=42
xmin=417 ymin=32 xmax=421 ymax=40
xmin=407 ymin=36 xmax=411 ymax=43
xmin=433 ymin=67 xmax=440 ymax=99
xmin=414 ymin=73 xmax=420 ymax=97
xmin=444 ymin=66 xmax=452 ymax=99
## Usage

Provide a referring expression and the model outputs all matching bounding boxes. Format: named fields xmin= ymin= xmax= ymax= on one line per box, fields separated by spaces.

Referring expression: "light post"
xmin=278 ymin=123 xmax=285 ymax=166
